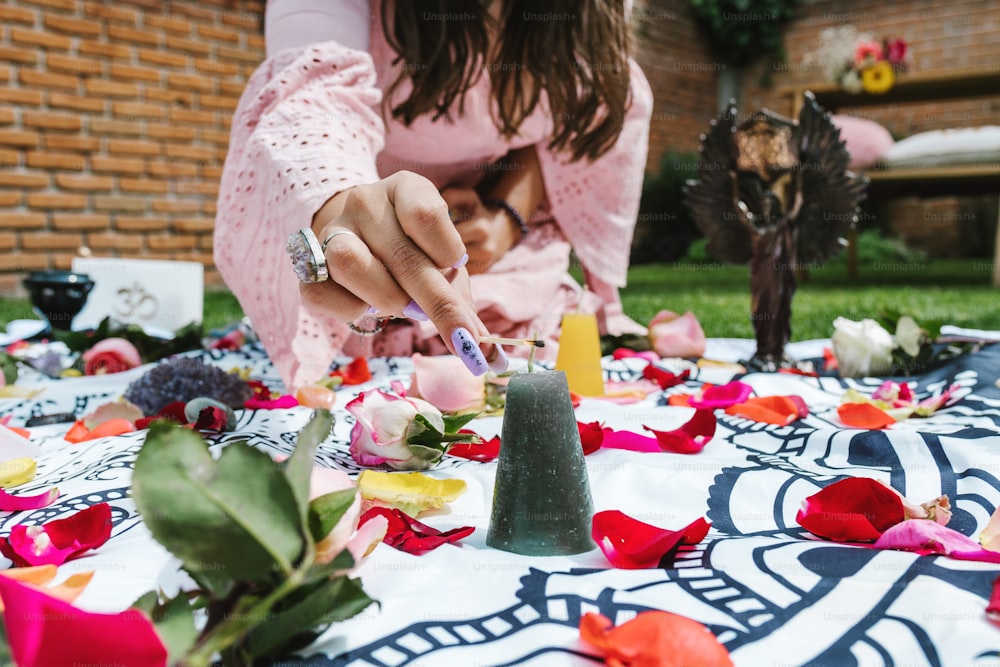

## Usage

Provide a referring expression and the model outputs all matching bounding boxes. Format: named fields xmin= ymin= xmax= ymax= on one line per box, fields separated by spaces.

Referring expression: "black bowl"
xmin=23 ymin=270 xmax=95 ymax=331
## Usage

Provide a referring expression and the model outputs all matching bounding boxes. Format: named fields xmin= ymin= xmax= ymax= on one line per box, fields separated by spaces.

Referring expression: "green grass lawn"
xmin=3 ymin=258 xmax=998 ymax=341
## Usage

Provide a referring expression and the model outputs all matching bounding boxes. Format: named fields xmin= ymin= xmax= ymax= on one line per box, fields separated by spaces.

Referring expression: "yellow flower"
xmin=861 ymin=61 xmax=895 ymax=94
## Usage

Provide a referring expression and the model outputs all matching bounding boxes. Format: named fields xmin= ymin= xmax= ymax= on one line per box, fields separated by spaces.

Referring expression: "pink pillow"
xmin=831 ymin=114 xmax=895 ymax=169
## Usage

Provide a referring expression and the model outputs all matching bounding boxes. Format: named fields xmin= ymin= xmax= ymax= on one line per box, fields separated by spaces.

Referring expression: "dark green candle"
xmin=487 ymin=370 xmax=596 ymax=555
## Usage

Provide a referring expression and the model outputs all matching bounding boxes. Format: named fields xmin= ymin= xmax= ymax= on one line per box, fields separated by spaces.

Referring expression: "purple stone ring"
xmin=285 ymin=228 xmax=361 ymax=284
xmin=286 ymin=228 xmax=328 ymax=283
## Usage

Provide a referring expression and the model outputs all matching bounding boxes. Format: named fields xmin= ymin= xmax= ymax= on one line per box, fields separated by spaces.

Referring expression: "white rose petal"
xmin=832 ymin=317 xmax=894 ymax=378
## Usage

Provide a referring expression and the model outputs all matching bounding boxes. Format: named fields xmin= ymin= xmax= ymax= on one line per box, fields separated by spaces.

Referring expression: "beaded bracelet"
xmin=484 ymin=198 xmax=529 ymax=244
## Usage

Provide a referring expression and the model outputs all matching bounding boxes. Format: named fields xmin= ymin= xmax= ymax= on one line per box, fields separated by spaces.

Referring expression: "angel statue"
xmin=684 ymin=93 xmax=868 ymax=371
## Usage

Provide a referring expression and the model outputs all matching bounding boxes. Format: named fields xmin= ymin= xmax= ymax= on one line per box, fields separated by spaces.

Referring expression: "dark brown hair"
xmin=382 ymin=1 xmax=632 ymax=162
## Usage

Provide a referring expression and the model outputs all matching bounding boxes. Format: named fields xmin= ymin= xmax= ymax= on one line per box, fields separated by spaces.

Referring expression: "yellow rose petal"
xmin=0 ymin=457 xmax=36 ymax=488
xmin=0 ymin=386 xmax=44 ymax=399
xmin=358 ymin=470 xmax=467 ymax=517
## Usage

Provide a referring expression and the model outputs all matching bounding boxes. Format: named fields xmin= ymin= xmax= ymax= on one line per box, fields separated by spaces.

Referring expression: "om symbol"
xmin=114 ymin=283 xmax=159 ymax=320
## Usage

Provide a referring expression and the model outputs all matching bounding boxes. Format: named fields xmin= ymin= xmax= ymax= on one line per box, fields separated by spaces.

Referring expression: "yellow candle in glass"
xmin=554 ymin=312 xmax=605 ymax=396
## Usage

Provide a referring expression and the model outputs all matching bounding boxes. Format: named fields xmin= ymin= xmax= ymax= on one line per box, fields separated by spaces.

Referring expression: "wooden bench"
xmin=781 ymin=67 xmax=1000 ymax=285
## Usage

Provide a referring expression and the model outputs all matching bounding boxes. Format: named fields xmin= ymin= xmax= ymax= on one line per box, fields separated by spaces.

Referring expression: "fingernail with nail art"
xmin=451 ymin=327 xmax=488 ymax=376
xmin=488 ymin=344 xmax=509 ymax=373
xmin=402 ymin=300 xmax=429 ymax=321
xmin=452 ymin=253 xmax=469 ymax=269
xmin=366 ymin=305 xmax=378 ymax=315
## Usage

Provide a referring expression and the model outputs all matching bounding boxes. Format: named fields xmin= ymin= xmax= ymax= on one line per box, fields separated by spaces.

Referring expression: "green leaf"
xmin=442 ymin=411 xmax=478 ymax=433
xmin=308 ymin=488 xmax=358 ymax=544
xmin=244 ymin=577 xmax=374 ymax=659
xmin=304 ymin=548 xmax=357 ymax=584
xmin=282 ymin=409 xmax=335 ymax=520
xmin=153 ymin=594 xmax=199 ymax=664
xmin=132 ymin=423 xmax=305 ymax=592
xmin=0 ymin=352 xmax=16 ymax=386
xmin=130 ymin=590 xmax=159 ymax=616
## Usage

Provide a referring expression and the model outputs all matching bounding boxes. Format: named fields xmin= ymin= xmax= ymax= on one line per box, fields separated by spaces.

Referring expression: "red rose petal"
xmin=449 ymin=433 xmax=500 ymax=462
xmin=643 ymin=409 xmax=717 ymax=454
xmin=642 ymin=365 xmax=691 ymax=390
xmin=988 ymin=575 xmax=1000 ymax=625
xmin=578 ymin=421 xmax=604 ymax=455
xmin=837 ymin=403 xmax=895 ymax=429
xmin=0 ymin=503 xmax=113 ymax=567
xmin=592 ymin=510 xmax=710 ymax=569
xmin=135 ymin=401 xmax=189 ymax=430
xmin=330 ymin=357 xmax=372 ymax=385
xmin=359 ymin=507 xmax=474 ymax=555
xmin=796 ymin=477 xmax=905 ymax=542
xmin=580 ymin=610 xmax=733 ymax=667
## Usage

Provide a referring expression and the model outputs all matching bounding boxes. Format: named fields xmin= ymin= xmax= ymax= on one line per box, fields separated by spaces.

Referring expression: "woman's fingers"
xmin=386 ymin=173 xmax=467 ymax=269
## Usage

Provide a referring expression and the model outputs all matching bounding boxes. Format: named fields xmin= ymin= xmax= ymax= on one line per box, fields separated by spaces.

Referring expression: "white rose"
xmin=831 ymin=317 xmax=895 ymax=378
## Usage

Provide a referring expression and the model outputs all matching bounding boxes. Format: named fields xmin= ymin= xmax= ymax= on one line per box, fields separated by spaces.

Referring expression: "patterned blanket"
xmin=2 ymin=339 xmax=999 ymax=666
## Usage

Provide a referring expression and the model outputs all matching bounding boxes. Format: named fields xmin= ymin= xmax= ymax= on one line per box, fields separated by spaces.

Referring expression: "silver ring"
xmin=321 ymin=229 xmax=361 ymax=253
xmin=348 ymin=316 xmax=390 ymax=337
xmin=286 ymin=228 xmax=328 ymax=283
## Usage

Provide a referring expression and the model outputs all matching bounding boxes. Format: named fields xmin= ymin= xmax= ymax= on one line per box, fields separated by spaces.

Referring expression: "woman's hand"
xmin=298 ymin=170 xmax=505 ymax=375
xmin=441 ymin=187 xmax=521 ymax=275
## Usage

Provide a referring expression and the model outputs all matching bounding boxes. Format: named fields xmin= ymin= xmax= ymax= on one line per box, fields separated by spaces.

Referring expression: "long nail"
xmin=366 ymin=305 xmax=378 ymax=315
xmin=402 ymin=300 xmax=429 ymax=321
xmin=487 ymin=344 xmax=509 ymax=373
xmin=451 ymin=327 xmax=488 ymax=376
xmin=452 ymin=253 xmax=469 ymax=269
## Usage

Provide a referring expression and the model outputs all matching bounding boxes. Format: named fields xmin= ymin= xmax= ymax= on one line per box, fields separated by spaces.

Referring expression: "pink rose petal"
xmin=0 ymin=575 xmax=167 ymax=666
xmin=408 ymin=353 xmax=485 ymax=413
xmin=873 ymin=520 xmax=1000 ymax=563
xmin=648 ymin=311 xmax=706 ymax=358
xmin=601 ymin=428 xmax=661 ymax=453
xmin=688 ymin=381 xmax=753 ymax=409
xmin=0 ymin=487 xmax=59 ymax=512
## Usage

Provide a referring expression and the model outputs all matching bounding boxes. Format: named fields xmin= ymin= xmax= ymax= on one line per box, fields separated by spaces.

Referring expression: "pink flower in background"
xmin=647 ymin=311 xmax=706 ymax=359
xmin=854 ymin=40 xmax=884 ymax=67
xmin=885 ymin=38 xmax=908 ymax=65
xmin=82 ymin=338 xmax=141 ymax=375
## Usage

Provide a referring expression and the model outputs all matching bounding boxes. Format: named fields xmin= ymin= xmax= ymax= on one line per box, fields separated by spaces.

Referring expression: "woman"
xmin=214 ymin=0 xmax=653 ymax=389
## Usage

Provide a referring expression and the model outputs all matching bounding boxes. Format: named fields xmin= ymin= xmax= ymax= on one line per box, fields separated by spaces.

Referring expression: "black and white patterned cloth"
xmin=2 ymin=338 xmax=1000 ymax=667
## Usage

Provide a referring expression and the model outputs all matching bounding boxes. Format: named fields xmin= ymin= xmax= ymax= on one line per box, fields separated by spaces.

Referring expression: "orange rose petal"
xmin=64 ymin=418 xmax=136 ymax=443
xmin=3 ymin=425 xmax=31 ymax=439
xmin=726 ymin=396 xmax=801 ymax=426
xmin=45 ymin=571 xmax=95 ymax=605
xmin=838 ymin=402 xmax=895 ymax=429
xmin=668 ymin=394 xmax=693 ymax=407
xmin=0 ymin=566 xmax=94 ymax=612
xmin=580 ymin=611 xmax=733 ymax=667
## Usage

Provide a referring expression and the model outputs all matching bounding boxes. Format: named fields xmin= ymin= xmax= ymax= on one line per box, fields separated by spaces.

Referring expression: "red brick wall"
xmin=631 ymin=0 xmax=720 ymax=166
xmin=0 ymin=0 xmax=264 ymax=293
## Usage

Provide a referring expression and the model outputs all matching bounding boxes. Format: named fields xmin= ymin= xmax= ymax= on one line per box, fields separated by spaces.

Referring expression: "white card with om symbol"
xmin=70 ymin=257 xmax=204 ymax=334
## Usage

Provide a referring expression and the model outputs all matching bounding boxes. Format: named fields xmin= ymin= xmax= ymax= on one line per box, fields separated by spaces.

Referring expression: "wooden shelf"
xmin=780 ymin=67 xmax=1000 ymax=116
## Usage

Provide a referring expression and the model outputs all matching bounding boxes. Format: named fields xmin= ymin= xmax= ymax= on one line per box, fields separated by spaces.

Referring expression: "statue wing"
xmin=683 ymin=103 xmax=753 ymax=265
xmin=794 ymin=92 xmax=869 ymax=264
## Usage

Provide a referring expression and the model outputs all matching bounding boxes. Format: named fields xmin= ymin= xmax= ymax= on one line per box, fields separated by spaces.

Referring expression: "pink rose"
xmin=408 ymin=353 xmax=485 ymax=413
xmin=346 ymin=389 xmax=446 ymax=470
xmin=82 ymin=338 xmax=141 ymax=375
xmin=647 ymin=311 xmax=706 ymax=359
xmin=307 ymin=466 xmax=387 ymax=566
